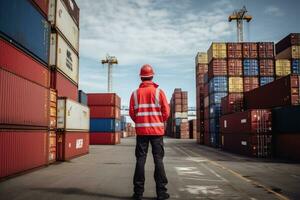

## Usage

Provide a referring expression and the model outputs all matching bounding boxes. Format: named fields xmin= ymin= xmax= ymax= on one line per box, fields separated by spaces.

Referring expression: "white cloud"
xmin=264 ymin=6 xmax=284 ymax=17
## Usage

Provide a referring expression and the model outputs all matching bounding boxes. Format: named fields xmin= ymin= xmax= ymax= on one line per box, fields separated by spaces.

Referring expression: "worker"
xmin=129 ymin=64 xmax=170 ymax=200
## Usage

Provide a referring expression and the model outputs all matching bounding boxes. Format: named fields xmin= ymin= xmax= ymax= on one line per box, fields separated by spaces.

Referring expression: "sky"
xmin=76 ymin=0 xmax=300 ymax=108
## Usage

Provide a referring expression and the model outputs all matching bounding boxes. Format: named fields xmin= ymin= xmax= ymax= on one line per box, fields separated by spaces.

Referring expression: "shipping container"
xmin=174 ymin=112 xmax=188 ymax=118
xmin=50 ymin=33 xmax=79 ymax=84
xmin=0 ymin=0 xmax=50 ymax=64
xmin=207 ymin=43 xmax=227 ymax=63
xmin=57 ymin=98 xmax=90 ymax=131
xmin=0 ymin=38 xmax=50 ymax=88
xmin=209 ymin=92 xmax=228 ymax=105
xmin=243 ymin=77 xmax=259 ymax=92
xmin=209 ymin=105 xmax=222 ymax=119
xmin=228 ymin=77 xmax=243 ymax=92
xmin=227 ymin=43 xmax=242 ymax=59
xmin=90 ymin=106 xmax=121 ymax=119
xmin=272 ymin=106 xmax=300 ymax=133
xmin=243 ymin=43 xmax=258 ymax=58
xmin=78 ymin=90 xmax=87 ymax=105
xmin=244 ymin=75 xmax=300 ymax=108
xmin=259 ymin=59 xmax=274 ymax=76
xmin=48 ymin=131 xmax=56 ymax=163
xmin=276 ymin=46 xmax=300 ymax=59
xmin=48 ymin=0 xmax=79 ymax=53
xmin=0 ymin=130 xmax=47 ymax=178
xmin=221 ymin=93 xmax=244 ymax=115
xmin=32 ymin=0 xmax=49 ymax=16
xmin=87 ymin=93 xmax=121 ymax=108
xmin=292 ymin=59 xmax=300 ymax=74
xmin=50 ymin=69 xmax=78 ymax=101
xmin=275 ymin=59 xmax=291 ymax=76
xmin=208 ymin=59 xmax=227 ymax=79
xmin=61 ymin=0 xmax=80 ymax=26
xmin=258 ymin=42 xmax=274 ymax=58
xmin=90 ymin=132 xmax=121 ymax=145
xmin=276 ymin=33 xmax=300 ymax=54
xmin=56 ymin=131 xmax=89 ymax=161
xmin=260 ymin=77 xmax=274 ymax=86
xmin=49 ymin=89 xmax=57 ymax=130
xmin=90 ymin=118 xmax=121 ymax=132
xmin=220 ymin=109 xmax=272 ymax=134
xmin=189 ymin=119 xmax=197 ymax=139
xmin=209 ymin=76 xmax=227 ymax=93
xmin=243 ymin=59 xmax=259 ymax=76
xmin=0 ymin=68 xmax=49 ymax=128
xmin=195 ymin=52 xmax=208 ymax=65
xmin=221 ymin=133 xmax=272 ymax=158
xmin=227 ymin=59 xmax=243 ymax=76
xmin=273 ymin=133 xmax=300 ymax=161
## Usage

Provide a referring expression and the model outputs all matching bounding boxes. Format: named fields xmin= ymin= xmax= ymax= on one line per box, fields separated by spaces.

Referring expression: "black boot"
xmin=132 ymin=193 xmax=143 ymax=200
xmin=157 ymin=193 xmax=170 ymax=200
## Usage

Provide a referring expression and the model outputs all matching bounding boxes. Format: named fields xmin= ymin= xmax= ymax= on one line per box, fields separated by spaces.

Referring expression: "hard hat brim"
xmin=140 ymin=74 xmax=154 ymax=78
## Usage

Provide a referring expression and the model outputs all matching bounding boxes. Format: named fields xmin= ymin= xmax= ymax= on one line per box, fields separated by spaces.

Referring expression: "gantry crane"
xmin=228 ymin=6 xmax=252 ymax=42
xmin=101 ymin=54 xmax=118 ymax=93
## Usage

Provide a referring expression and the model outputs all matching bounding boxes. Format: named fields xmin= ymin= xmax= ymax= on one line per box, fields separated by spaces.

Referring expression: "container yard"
xmin=1 ymin=0 xmax=300 ymax=200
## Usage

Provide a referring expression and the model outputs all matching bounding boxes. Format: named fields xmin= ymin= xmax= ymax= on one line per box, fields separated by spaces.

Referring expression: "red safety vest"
xmin=129 ymin=81 xmax=170 ymax=136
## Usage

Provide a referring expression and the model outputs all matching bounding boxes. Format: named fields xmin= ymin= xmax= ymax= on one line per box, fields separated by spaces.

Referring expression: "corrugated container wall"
xmin=32 ymin=0 xmax=49 ymax=16
xmin=207 ymin=43 xmax=227 ymax=63
xmin=0 ymin=0 xmax=50 ymax=64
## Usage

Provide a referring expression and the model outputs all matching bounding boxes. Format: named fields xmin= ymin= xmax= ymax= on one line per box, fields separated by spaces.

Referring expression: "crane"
xmin=228 ymin=6 xmax=252 ymax=42
xmin=101 ymin=54 xmax=118 ymax=93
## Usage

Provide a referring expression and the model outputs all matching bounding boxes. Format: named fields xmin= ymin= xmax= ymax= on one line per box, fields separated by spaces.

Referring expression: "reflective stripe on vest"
xmin=136 ymin=112 xmax=162 ymax=116
xmin=135 ymin=122 xmax=164 ymax=127
xmin=133 ymin=88 xmax=161 ymax=110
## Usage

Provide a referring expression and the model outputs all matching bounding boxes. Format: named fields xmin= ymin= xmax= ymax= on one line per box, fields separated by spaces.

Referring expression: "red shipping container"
xmin=243 ymin=43 xmax=258 ymax=58
xmin=87 ymin=93 xmax=121 ymax=108
xmin=243 ymin=77 xmax=259 ymax=92
xmin=220 ymin=109 xmax=272 ymax=134
xmin=51 ymin=69 xmax=78 ymax=101
xmin=221 ymin=93 xmax=244 ymax=115
xmin=258 ymin=42 xmax=274 ymax=58
xmin=90 ymin=132 xmax=121 ymax=145
xmin=56 ymin=131 xmax=89 ymax=161
xmin=274 ymin=133 xmax=300 ymax=161
xmin=227 ymin=43 xmax=242 ymax=58
xmin=204 ymin=107 xmax=209 ymax=119
xmin=0 ymin=38 xmax=49 ymax=88
xmin=204 ymin=132 xmax=210 ymax=146
xmin=276 ymin=33 xmax=300 ymax=54
xmin=0 ymin=68 xmax=49 ymax=128
xmin=208 ymin=59 xmax=227 ymax=79
xmin=227 ymin=59 xmax=243 ymax=76
xmin=196 ymin=63 xmax=208 ymax=76
xmin=259 ymin=59 xmax=274 ymax=76
xmin=32 ymin=0 xmax=49 ymax=16
xmin=221 ymin=133 xmax=272 ymax=158
xmin=244 ymin=75 xmax=300 ymax=109
xmin=89 ymin=106 xmax=121 ymax=119
xmin=62 ymin=0 xmax=80 ymax=26
xmin=0 ymin=130 xmax=47 ymax=178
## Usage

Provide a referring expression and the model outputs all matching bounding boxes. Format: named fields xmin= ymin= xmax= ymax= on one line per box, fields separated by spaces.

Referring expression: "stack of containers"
xmin=49 ymin=89 xmax=58 ymax=163
xmin=195 ymin=52 xmax=208 ymax=144
xmin=126 ymin=123 xmax=136 ymax=137
xmin=87 ymin=93 xmax=121 ymax=145
xmin=207 ymin=43 xmax=228 ymax=147
xmin=188 ymin=119 xmax=197 ymax=139
xmin=276 ymin=33 xmax=300 ymax=77
xmin=166 ymin=89 xmax=189 ymax=139
xmin=78 ymin=90 xmax=88 ymax=105
xmin=120 ymin=116 xmax=127 ymax=138
xmin=0 ymin=0 xmax=51 ymax=178
xmin=48 ymin=0 xmax=80 ymax=101
xmin=56 ymin=98 xmax=90 ymax=161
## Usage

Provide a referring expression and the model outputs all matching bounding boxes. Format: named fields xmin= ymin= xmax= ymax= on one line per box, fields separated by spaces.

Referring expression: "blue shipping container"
xmin=292 ymin=59 xmax=300 ymax=75
xmin=90 ymin=119 xmax=121 ymax=132
xmin=209 ymin=104 xmax=222 ymax=119
xmin=243 ymin=59 xmax=259 ymax=76
xmin=209 ymin=92 xmax=228 ymax=105
xmin=0 ymin=0 xmax=50 ymax=64
xmin=260 ymin=77 xmax=274 ymax=86
xmin=209 ymin=118 xmax=220 ymax=147
xmin=209 ymin=76 xmax=227 ymax=93
xmin=78 ymin=90 xmax=87 ymax=105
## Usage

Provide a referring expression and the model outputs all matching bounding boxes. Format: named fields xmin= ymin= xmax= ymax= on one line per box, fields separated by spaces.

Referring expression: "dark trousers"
xmin=133 ymin=135 xmax=168 ymax=196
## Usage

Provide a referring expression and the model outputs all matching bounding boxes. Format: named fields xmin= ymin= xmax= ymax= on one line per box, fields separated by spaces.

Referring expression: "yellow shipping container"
xmin=292 ymin=45 xmax=300 ymax=59
xmin=275 ymin=59 xmax=291 ymax=76
xmin=228 ymin=77 xmax=243 ymax=93
xmin=195 ymin=52 xmax=208 ymax=65
xmin=207 ymin=43 xmax=227 ymax=63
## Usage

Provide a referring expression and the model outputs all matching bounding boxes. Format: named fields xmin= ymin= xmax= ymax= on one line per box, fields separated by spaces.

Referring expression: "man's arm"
xmin=160 ymin=90 xmax=170 ymax=122
xmin=129 ymin=92 xmax=136 ymax=122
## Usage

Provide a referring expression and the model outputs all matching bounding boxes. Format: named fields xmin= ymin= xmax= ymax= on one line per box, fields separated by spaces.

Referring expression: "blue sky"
xmin=76 ymin=0 xmax=300 ymax=108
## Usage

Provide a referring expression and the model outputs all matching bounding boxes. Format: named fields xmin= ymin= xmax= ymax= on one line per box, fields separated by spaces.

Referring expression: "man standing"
xmin=129 ymin=64 xmax=170 ymax=200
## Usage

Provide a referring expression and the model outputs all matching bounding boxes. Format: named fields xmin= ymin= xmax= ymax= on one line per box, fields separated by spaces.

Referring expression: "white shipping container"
xmin=57 ymin=98 xmax=90 ymax=131
xmin=48 ymin=0 xmax=79 ymax=53
xmin=174 ymin=112 xmax=188 ymax=118
xmin=50 ymin=33 xmax=79 ymax=84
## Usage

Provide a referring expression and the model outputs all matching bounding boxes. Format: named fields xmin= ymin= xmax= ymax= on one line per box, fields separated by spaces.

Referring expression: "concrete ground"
xmin=0 ymin=137 xmax=299 ymax=200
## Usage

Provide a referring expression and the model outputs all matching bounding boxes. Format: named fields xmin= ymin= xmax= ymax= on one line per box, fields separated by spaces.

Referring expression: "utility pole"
xmin=101 ymin=54 xmax=118 ymax=93
xmin=228 ymin=6 xmax=252 ymax=42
